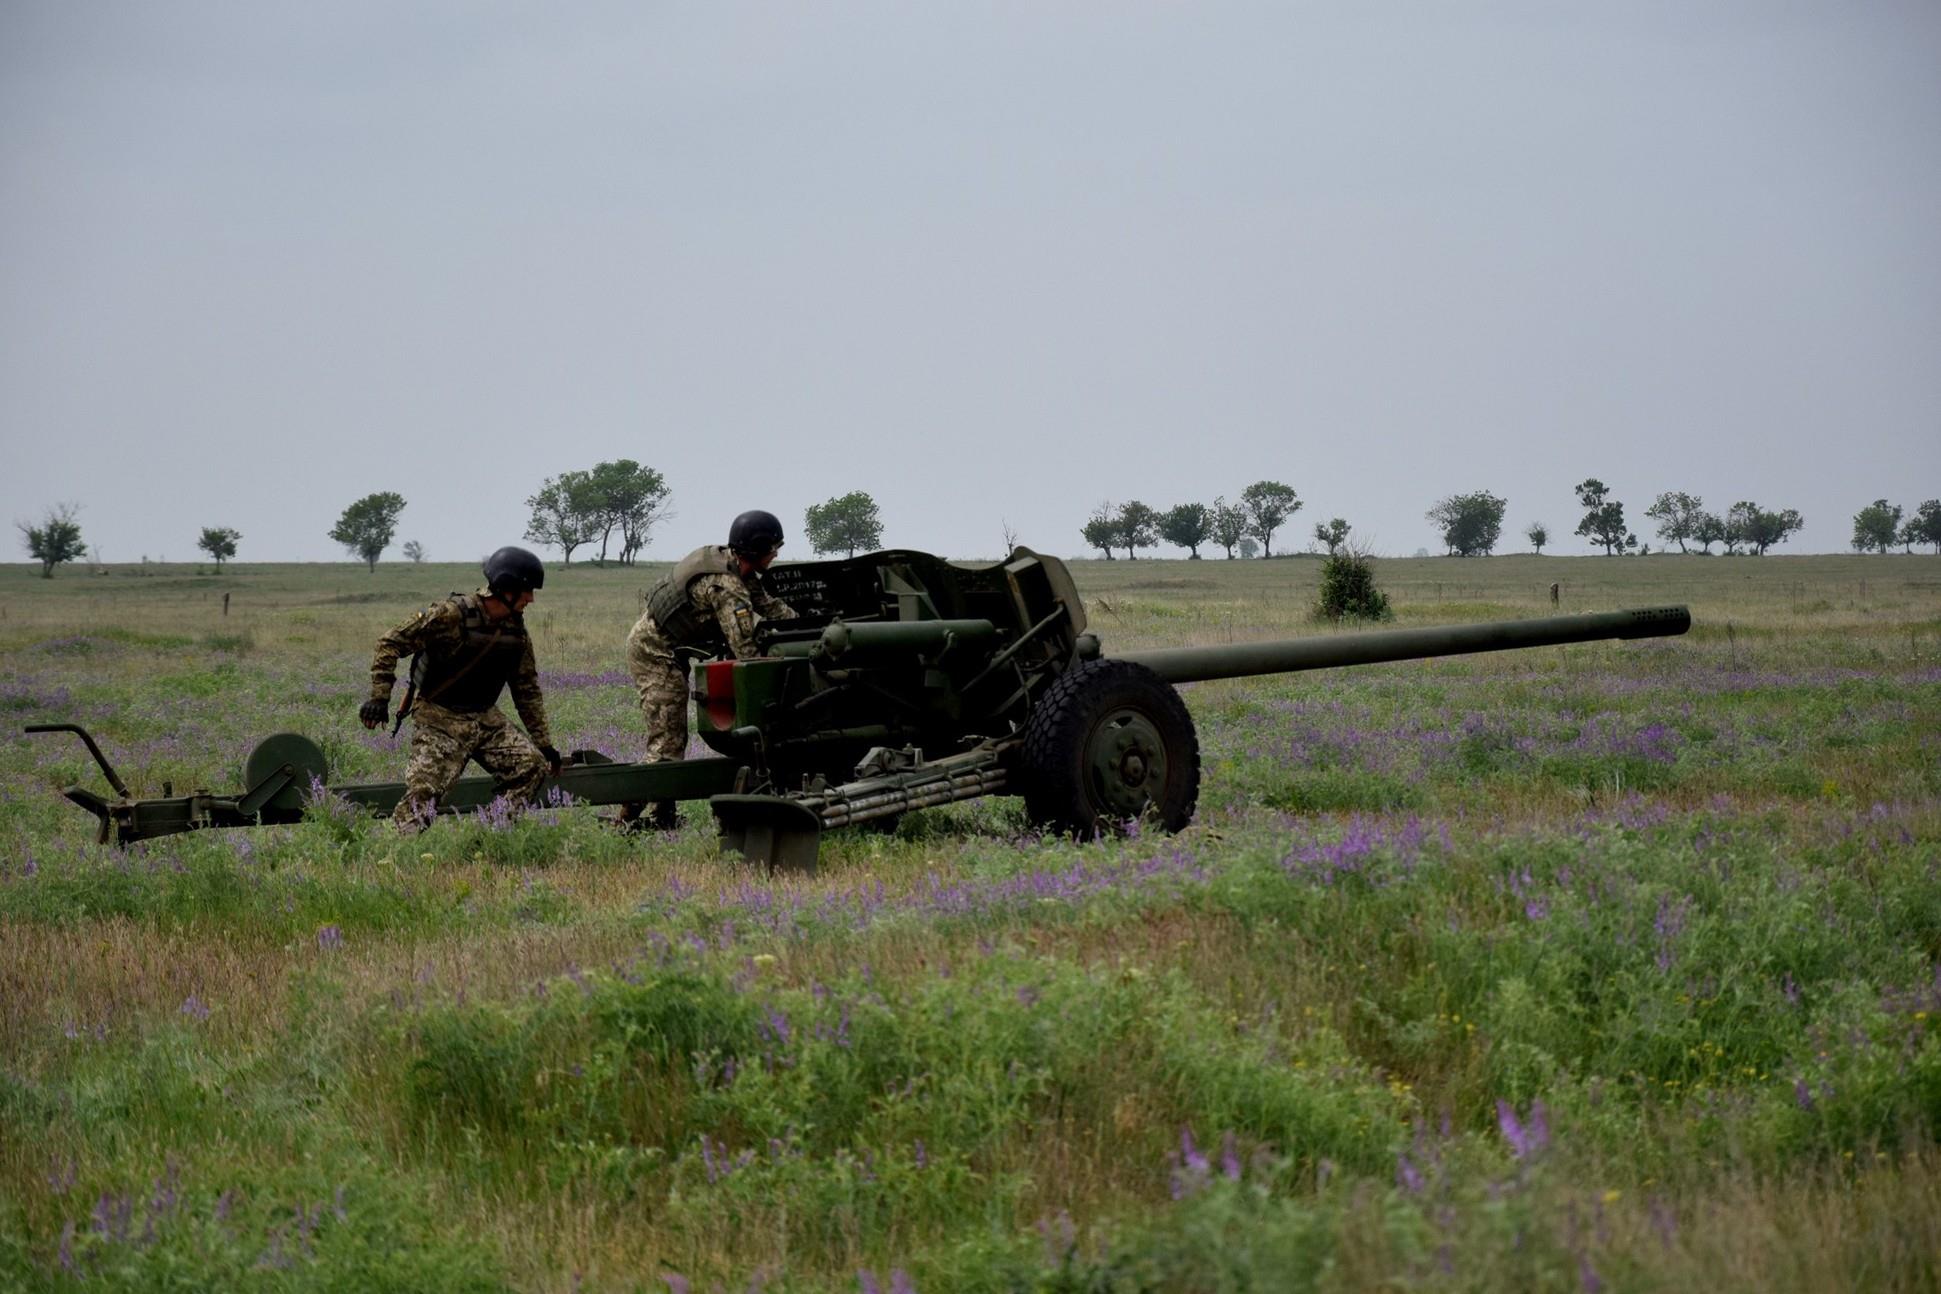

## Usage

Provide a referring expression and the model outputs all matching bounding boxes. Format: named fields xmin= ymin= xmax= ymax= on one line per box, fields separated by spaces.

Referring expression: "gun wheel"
xmin=1019 ymin=659 xmax=1199 ymax=840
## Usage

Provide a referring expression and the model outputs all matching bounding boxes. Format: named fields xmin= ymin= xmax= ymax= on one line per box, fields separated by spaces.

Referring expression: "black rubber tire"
xmin=1018 ymin=659 xmax=1200 ymax=839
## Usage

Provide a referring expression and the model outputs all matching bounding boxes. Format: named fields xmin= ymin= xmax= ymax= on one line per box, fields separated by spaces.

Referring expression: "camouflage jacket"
xmin=647 ymin=545 xmax=798 ymax=658
xmin=692 ymin=569 xmax=797 ymax=658
xmin=370 ymin=590 xmax=552 ymax=747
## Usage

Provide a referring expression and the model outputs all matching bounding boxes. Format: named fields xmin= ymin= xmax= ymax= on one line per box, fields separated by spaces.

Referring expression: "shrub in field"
xmin=1314 ymin=547 xmax=1392 ymax=623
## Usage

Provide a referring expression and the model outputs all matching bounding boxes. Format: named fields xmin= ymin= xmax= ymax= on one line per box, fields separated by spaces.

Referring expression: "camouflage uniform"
xmin=370 ymin=590 xmax=553 ymax=831
xmin=625 ymin=545 xmax=795 ymax=822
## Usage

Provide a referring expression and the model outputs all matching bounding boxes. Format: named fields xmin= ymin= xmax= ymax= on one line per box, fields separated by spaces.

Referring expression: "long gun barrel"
xmin=1116 ymin=606 xmax=1691 ymax=685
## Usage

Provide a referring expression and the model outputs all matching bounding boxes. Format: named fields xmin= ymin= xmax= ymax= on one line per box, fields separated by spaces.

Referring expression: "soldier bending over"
xmin=619 ymin=510 xmax=796 ymax=831
xmin=360 ymin=546 xmax=562 ymax=831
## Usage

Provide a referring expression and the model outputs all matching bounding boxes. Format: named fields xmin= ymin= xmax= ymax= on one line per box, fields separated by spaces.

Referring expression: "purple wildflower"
xmin=890 ymin=1270 xmax=917 ymax=1294
xmin=1396 ymin=1153 xmax=1424 ymax=1194
xmin=180 ymin=994 xmax=210 ymax=1021
xmin=1221 ymin=1131 xmax=1241 ymax=1181
xmin=858 ymin=1271 xmax=883 ymax=1294
xmin=1496 ymin=1098 xmax=1550 ymax=1159
xmin=1794 ymin=1078 xmax=1815 ymax=1111
xmin=316 ymin=925 xmax=344 ymax=952
xmin=1181 ymin=1126 xmax=1209 ymax=1176
xmin=663 ymin=1275 xmax=690 ymax=1294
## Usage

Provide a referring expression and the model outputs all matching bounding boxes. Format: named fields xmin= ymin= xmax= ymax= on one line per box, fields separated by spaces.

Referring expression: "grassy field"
xmin=2 ymin=552 xmax=1938 ymax=1292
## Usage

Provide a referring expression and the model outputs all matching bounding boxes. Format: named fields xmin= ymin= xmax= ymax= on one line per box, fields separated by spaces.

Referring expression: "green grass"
xmin=3 ymin=553 xmax=1939 ymax=1290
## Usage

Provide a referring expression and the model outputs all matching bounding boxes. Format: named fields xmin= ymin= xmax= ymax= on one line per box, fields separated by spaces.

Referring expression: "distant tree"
xmin=1906 ymin=499 xmax=1941 ymax=554
xmin=1426 ymin=491 xmax=1507 ymax=557
xmin=1080 ymin=503 xmax=1121 ymax=560
xmin=1118 ymin=501 xmax=1159 ymax=560
xmin=1209 ymin=496 xmax=1248 ymax=559
xmin=1159 ymin=503 xmax=1212 ymax=559
xmin=1312 ymin=517 xmax=1351 ymax=556
xmin=1001 ymin=519 xmax=1020 ymax=554
xmin=583 ymin=459 xmax=672 ymax=565
xmin=805 ymin=491 xmax=884 ymax=557
xmin=1574 ymin=479 xmax=1632 ymax=555
xmin=1525 ymin=521 xmax=1549 ymax=555
xmin=1851 ymin=499 xmax=1902 ymax=554
xmin=1720 ymin=511 xmax=1747 ymax=556
xmin=328 ymin=492 xmax=406 ymax=572
xmin=1730 ymin=502 xmax=1803 ymax=556
xmin=1692 ymin=512 xmax=1727 ymax=555
xmin=1240 ymin=480 xmax=1301 ymax=556
xmin=1644 ymin=491 xmax=1705 ymax=553
xmin=402 ymin=540 xmax=426 ymax=564
xmin=19 ymin=503 xmax=85 ymax=579
xmin=1238 ymin=536 xmax=1260 ymax=559
xmin=524 ymin=471 xmax=597 ymax=564
xmin=196 ymin=526 xmax=241 ymax=569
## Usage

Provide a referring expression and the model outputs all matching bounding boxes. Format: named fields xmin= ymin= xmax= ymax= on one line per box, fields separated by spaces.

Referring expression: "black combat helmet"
xmin=728 ymin=510 xmax=785 ymax=559
xmin=483 ymin=546 xmax=546 ymax=595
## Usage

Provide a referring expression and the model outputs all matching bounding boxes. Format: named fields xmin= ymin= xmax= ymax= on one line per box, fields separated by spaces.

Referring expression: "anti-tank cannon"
xmin=27 ymin=548 xmax=1690 ymax=868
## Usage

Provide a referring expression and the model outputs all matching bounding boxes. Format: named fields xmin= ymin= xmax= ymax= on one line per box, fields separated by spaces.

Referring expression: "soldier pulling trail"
xmin=618 ymin=509 xmax=796 ymax=831
xmin=360 ymin=546 xmax=561 ymax=831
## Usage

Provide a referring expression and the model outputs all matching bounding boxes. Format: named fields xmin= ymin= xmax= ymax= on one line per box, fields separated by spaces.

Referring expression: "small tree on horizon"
xmin=328 ymin=493 xmax=406 ymax=572
xmin=1905 ymin=500 xmax=1941 ymax=554
xmin=1209 ymin=497 xmax=1247 ymax=559
xmin=1574 ymin=479 xmax=1633 ymax=555
xmin=1729 ymin=501 xmax=1804 ymax=556
xmin=525 ymin=472 xmax=597 ymax=564
xmin=1080 ymin=502 xmax=1120 ymax=560
xmin=196 ymin=526 xmax=241 ymax=569
xmin=1692 ymin=512 xmax=1727 ymax=554
xmin=1160 ymin=503 xmax=1213 ymax=559
xmin=1118 ymin=501 xmax=1159 ymax=560
xmin=402 ymin=540 xmax=426 ymax=564
xmin=1426 ymin=491 xmax=1507 ymax=557
xmin=1644 ymin=491 xmax=1706 ymax=553
xmin=1312 ymin=517 xmax=1350 ymax=556
xmin=1240 ymin=480 xmax=1301 ymax=557
xmin=586 ymin=459 xmax=672 ymax=565
xmin=1851 ymin=499 xmax=1902 ymax=554
xmin=805 ymin=491 xmax=884 ymax=557
xmin=19 ymin=503 xmax=86 ymax=579
xmin=1525 ymin=521 xmax=1549 ymax=555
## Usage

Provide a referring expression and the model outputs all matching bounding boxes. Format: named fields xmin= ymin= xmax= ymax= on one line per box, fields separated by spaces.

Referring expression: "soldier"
xmin=619 ymin=510 xmax=797 ymax=831
xmin=359 ymin=546 xmax=562 ymax=831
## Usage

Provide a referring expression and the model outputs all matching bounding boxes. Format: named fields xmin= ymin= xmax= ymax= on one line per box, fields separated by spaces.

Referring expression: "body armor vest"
xmin=410 ymin=593 xmax=528 ymax=713
xmin=645 ymin=545 xmax=740 ymax=649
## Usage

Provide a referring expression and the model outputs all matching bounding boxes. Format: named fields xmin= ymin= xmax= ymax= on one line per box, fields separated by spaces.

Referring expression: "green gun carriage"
xmin=29 ymin=548 xmax=1690 ymax=870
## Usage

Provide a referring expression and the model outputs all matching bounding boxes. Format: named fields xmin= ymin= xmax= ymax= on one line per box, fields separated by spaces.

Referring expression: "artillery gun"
xmin=29 ymin=548 xmax=1690 ymax=869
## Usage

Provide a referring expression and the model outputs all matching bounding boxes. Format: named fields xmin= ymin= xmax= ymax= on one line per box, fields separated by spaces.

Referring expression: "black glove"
xmin=359 ymin=696 xmax=389 ymax=730
xmin=539 ymin=744 xmax=562 ymax=775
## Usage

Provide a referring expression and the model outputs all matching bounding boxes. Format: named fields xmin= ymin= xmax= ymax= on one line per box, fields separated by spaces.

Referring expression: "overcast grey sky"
xmin=4 ymin=2 xmax=1938 ymax=564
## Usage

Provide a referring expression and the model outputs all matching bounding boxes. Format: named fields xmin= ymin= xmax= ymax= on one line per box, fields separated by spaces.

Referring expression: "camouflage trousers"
xmin=624 ymin=610 xmax=690 ymax=823
xmin=394 ymin=699 xmax=548 ymax=831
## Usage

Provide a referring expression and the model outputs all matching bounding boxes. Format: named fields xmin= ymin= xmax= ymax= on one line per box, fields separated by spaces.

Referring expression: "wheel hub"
xmin=1086 ymin=708 xmax=1168 ymax=817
